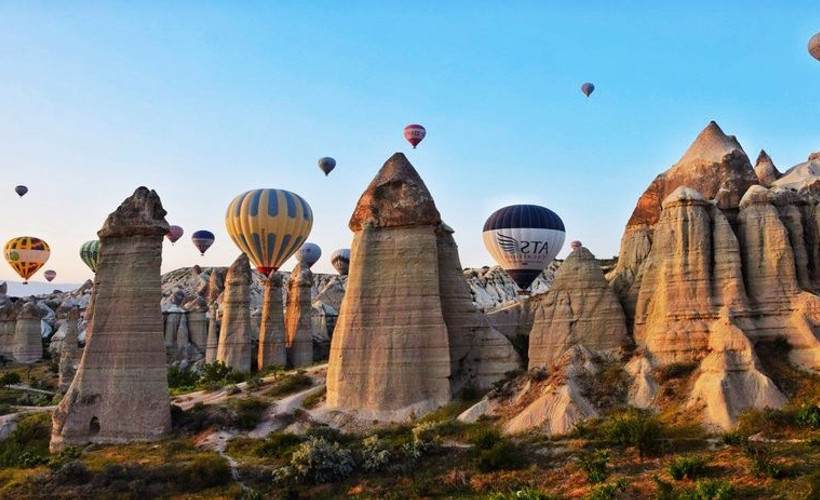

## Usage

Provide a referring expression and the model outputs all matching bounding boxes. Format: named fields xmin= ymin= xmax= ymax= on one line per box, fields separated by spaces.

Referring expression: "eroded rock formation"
xmin=13 ymin=302 xmax=43 ymax=364
xmin=259 ymin=273 xmax=286 ymax=370
xmin=216 ymin=254 xmax=252 ymax=372
xmin=286 ymin=263 xmax=314 ymax=368
xmin=58 ymin=308 xmax=80 ymax=394
xmin=51 ymin=187 xmax=171 ymax=451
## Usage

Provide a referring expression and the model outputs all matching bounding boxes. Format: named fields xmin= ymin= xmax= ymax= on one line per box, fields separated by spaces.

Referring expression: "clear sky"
xmin=1 ymin=1 xmax=819 ymax=290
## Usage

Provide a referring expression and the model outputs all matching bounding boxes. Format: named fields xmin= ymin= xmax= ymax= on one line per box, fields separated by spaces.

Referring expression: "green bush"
xmin=736 ymin=408 xmax=795 ymax=437
xmin=693 ymin=479 xmax=734 ymax=500
xmin=199 ymin=361 xmax=233 ymax=384
xmin=265 ymin=373 xmax=313 ymax=398
xmin=468 ymin=427 xmax=503 ymax=450
xmin=796 ymin=404 xmax=820 ymax=429
xmin=253 ymin=432 xmax=304 ymax=458
xmin=302 ymin=387 xmax=326 ymax=409
xmin=668 ymin=456 xmax=708 ymax=481
xmin=744 ymin=443 xmax=785 ymax=479
xmin=584 ymin=479 xmax=627 ymax=500
xmin=577 ymin=449 xmax=611 ymax=484
xmin=230 ymin=397 xmax=269 ymax=431
xmin=488 ymin=488 xmax=557 ymax=500
xmin=178 ymin=454 xmax=232 ymax=490
xmin=720 ymin=431 xmax=748 ymax=446
xmin=0 ymin=371 xmax=22 ymax=385
xmin=52 ymin=461 xmax=90 ymax=486
xmin=600 ymin=408 xmax=663 ymax=459
xmin=0 ymin=412 xmax=51 ymax=468
xmin=477 ymin=439 xmax=524 ymax=472
xmin=167 ymin=365 xmax=199 ymax=389
xmin=275 ymin=436 xmax=355 ymax=485
xmin=361 ymin=435 xmax=391 ymax=472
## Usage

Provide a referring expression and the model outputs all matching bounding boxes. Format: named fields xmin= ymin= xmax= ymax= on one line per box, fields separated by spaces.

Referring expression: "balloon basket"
xmin=516 ymin=290 xmax=531 ymax=296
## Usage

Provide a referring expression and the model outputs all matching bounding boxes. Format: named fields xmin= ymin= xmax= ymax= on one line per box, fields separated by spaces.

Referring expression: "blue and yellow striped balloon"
xmin=225 ymin=189 xmax=313 ymax=276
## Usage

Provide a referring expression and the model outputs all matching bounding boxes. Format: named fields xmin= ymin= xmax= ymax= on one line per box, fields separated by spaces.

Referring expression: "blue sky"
xmin=1 ymin=1 xmax=819 ymax=289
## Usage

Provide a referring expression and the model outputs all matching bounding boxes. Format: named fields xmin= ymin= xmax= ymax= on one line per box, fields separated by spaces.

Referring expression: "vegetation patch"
xmin=264 ymin=373 xmax=313 ymax=398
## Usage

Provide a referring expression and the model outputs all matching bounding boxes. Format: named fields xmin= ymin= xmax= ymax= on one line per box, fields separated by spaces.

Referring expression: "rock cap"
xmin=98 ymin=187 xmax=169 ymax=238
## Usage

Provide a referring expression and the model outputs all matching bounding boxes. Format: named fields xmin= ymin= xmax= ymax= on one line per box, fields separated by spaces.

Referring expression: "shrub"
xmin=657 ymin=362 xmax=697 ymax=382
xmin=736 ymin=408 xmax=795 ymax=437
xmin=584 ymin=478 xmax=627 ymax=500
xmin=361 ymin=435 xmax=391 ymax=472
xmin=265 ymin=373 xmax=313 ymax=398
xmin=48 ymin=446 xmax=82 ymax=468
xmin=720 ymin=431 xmax=748 ymax=446
xmin=796 ymin=404 xmax=820 ymax=429
xmin=245 ymin=376 xmax=264 ymax=391
xmin=253 ymin=432 xmax=304 ymax=458
xmin=488 ymin=488 xmax=556 ymax=500
xmin=0 ymin=412 xmax=51 ymax=468
xmin=52 ymin=461 xmax=90 ymax=486
xmin=468 ymin=427 xmax=503 ymax=450
xmin=276 ymin=437 xmax=355 ymax=484
xmin=668 ymin=456 xmax=708 ymax=481
xmin=0 ymin=371 xmax=22 ymax=385
xmin=199 ymin=361 xmax=233 ymax=385
xmin=230 ymin=398 xmax=269 ymax=431
xmin=302 ymin=387 xmax=326 ymax=409
xmin=693 ymin=479 xmax=734 ymax=500
xmin=744 ymin=443 xmax=785 ymax=479
xmin=477 ymin=439 xmax=524 ymax=472
xmin=600 ymin=408 xmax=663 ymax=459
xmin=178 ymin=454 xmax=232 ymax=490
xmin=577 ymin=449 xmax=611 ymax=484
xmin=167 ymin=365 xmax=199 ymax=389
xmin=653 ymin=475 xmax=675 ymax=500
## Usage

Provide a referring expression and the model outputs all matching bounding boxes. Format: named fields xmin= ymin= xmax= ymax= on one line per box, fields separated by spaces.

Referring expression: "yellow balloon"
xmin=4 ymin=236 xmax=51 ymax=284
xmin=225 ymin=189 xmax=313 ymax=276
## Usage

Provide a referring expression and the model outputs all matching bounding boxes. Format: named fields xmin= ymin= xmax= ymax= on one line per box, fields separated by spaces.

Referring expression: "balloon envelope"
xmin=403 ymin=124 xmax=426 ymax=148
xmin=318 ymin=157 xmax=336 ymax=176
xmin=581 ymin=82 xmax=595 ymax=97
xmin=810 ymin=32 xmax=820 ymax=62
xmin=191 ymin=230 xmax=215 ymax=256
xmin=482 ymin=204 xmax=566 ymax=291
xmin=570 ymin=240 xmax=582 ymax=250
xmin=44 ymin=269 xmax=56 ymax=282
xmin=80 ymin=240 xmax=101 ymax=273
xmin=4 ymin=236 xmax=50 ymax=284
xmin=331 ymin=248 xmax=351 ymax=275
xmin=296 ymin=242 xmax=322 ymax=267
xmin=166 ymin=225 xmax=184 ymax=244
xmin=14 ymin=185 xmax=28 ymax=197
xmin=225 ymin=189 xmax=314 ymax=276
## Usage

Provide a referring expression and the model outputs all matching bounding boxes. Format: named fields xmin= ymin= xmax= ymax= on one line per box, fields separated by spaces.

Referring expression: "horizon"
xmin=2 ymin=2 xmax=819 ymax=288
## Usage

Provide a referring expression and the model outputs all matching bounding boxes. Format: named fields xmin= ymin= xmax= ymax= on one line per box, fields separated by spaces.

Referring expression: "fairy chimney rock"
xmin=51 ymin=187 xmax=171 ymax=452
xmin=13 ymin=301 xmax=44 ymax=364
xmin=259 ymin=273 xmax=286 ymax=370
xmin=216 ymin=254 xmax=252 ymax=372
xmin=286 ymin=263 xmax=314 ymax=368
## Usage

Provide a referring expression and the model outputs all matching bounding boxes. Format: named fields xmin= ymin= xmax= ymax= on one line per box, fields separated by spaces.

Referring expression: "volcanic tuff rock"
xmin=327 ymin=154 xmax=451 ymax=419
xmin=58 ymin=308 xmax=80 ymax=394
xmin=12 ymin=301 xmax=43 ymax=363
xmin=609 ymin=121 xmax=758 ymax=323
xmin=771 ymin=153 xmax=820 ymax=192
xmin=286 ymin=263 xmax=314 ymax=368
xmin=437 ymin=223 xmax=520 ymax=393
xmin=634 ymin=187 xmax=750 ymax=365
xmin=0 ymin=300 xmax=19 ymax=360
xmin=259 ymin=273 xmax=286 ymax=370
xmin=51 ymin=187 xmax=171 ymax=452
xmin=528 ymin=246 xmax=628 ymax=369
xmin=754 ymin=150 xmax=780 ymax=186
xmin=216 ymin=254 xmax=253 ymax=373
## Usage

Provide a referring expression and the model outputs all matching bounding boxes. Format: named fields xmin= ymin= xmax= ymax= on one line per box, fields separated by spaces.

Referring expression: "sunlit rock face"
xmin=51 ymin=187 xmax=171 ymax=452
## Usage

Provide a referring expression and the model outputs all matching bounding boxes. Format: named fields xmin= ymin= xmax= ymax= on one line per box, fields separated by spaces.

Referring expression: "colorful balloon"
xmin=810 ymin=32 xmax=820 ymax=62
xmin=331 ymin=248 xmax=351 ymax=276
xmin=318 ymin=157 xmax=336 ymax=176
xmin=403 ymin=124 xmax=426 ymax=149
xmin=581 ymin=82 xmax=595 ymax=97
xmin=191 ymin=230 xmax=215 ymax=256
xmin=570 ymin=240 xmax=582 ymax=250
xmin=44 ymin=269 xmax=56 ymax=282
xmin=482 ymin=204 xmax=566 ymax=291
xmin=4 ymin=237 xmax=50 ymax=284
xmin=80 ymin=240 xmax=101 ymax=273
xmin=295 ymin=242 xmax=322 ymax=268
xmin=14 ymin=185 xmax=28 ymax=197
xmin=225 ymin=189 xmax=313 ymax=276
xmin=166 ymin=225 xmax=184 ymax=244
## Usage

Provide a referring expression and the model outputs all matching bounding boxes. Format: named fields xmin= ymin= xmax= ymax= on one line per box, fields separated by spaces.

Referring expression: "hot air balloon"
xmin=570 ymin=240 xmax=582 ymax=250
xmin=295 ymin=242 xmax=322 ymax=268
xmin=318 ymin=157 xmax=336 ymax=176
xmin=482 ymin=204 xmax=566 ymax=292
xmin=403 ymin=124 xmax=426 ymax=149
xmin=581 ymin=83 xmax=595 ymax=97
xmin=331 ymin=248 xmax=351 ymax=276
xmin=80 ymin=240 xmax=101 ymax=273
xmin=192 ymin=230 xmax=215 ymax=256
xmin=166 ymin=225 xmax=184 ymax=245
xmin=225 ymin=189 xmax=314 ymax=276
xmin=4 ymin=237 xmax=50 ymax=284
xmin=14 ymin=185 xmax=28 ymax=197
xmin=810 ymin=32 xmax=820 ymax=62
xmin=44 ymin=269 xmax=56 ymax=282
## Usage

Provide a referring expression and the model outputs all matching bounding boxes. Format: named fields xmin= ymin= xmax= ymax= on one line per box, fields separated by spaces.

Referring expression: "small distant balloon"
xmin=810 ymin=32 xmax=820 ymax=62
xmin=191 ymin=230 xmax=215 ymax=256
xmin=166 ymin=225 xmax=184 ymax=245
xmin=14 ymin=185 xmax=28 ymax=197
xmin=4 ymin=236 xmax=51 ymax=284
xmin=581 ymin=83 xmax=595 ymax=97
xmin=80 ymin=240 xmax=101 ymax=273
xmin=296 ymin=242 xmax=322 ymax=268
xmin=318 ymin=157 xmax=336 ymax=176
xmin=403 ymin=124 xmax=426 ymax=149
xmin=331 ymin=248 xmax=351 ymax=276
xmin=570 ymin=240 xmax=582 ymax=250
xmin=44 ymin=269 xmax=56 ymax=282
